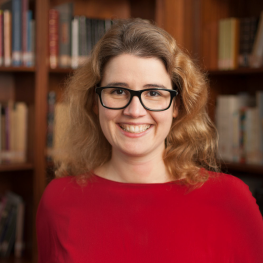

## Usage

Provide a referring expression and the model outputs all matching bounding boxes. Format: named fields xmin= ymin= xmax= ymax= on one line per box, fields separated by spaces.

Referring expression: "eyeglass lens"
xmin=101 ymin=87 xmax=171 ymax=110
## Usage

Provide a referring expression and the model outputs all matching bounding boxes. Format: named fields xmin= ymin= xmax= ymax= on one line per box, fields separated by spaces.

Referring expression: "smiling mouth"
xmin=119 ymin=124 xmax=151 ymax=133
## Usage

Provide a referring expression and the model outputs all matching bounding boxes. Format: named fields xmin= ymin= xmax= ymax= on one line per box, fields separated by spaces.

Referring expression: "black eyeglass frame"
xmin=95 ymin=87 xmax=179 ymax=112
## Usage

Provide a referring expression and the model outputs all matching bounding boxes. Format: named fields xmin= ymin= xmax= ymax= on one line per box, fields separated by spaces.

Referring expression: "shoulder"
xmin=198 ymin=171 xmax=263 ymax=228
xmin=37 ymin=176 xmax=81 ymax=215
xmin=203 ymin=171 xmax=255 ymax=202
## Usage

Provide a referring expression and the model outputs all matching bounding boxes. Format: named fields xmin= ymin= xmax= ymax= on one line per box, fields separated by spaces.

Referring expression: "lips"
xmin=119 ymin=124 xmax=151 ymax=133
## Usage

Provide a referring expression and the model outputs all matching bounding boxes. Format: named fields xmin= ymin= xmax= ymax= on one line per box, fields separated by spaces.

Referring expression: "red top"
xmin=37 ymin=172 xmax=263 ymax=263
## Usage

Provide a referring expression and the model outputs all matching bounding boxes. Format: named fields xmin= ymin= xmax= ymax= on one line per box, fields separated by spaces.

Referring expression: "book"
xmin=49 ymin=9 xmax=59 ymax=69
xmin=0 ymin=101 xmax=28 ymax=163
xmin=78 ymin=16 xmax=88 ymax=65
xmin=54 ymin=2 xmax=73 ymax=68
xmin=46 ymin=91 xmax=56 ymax=160
xmin=218 ymin=18 xmax=240 ymax=70
xmin=12 ymin=0 xmax=22 ymax=66
xmin=249 ymin=11 xmax=263 ymax=68
xmin=243 ymin=107 xmax=260 ymax=164
xmin=0 ymin=192 xmax=24 ymax=258
xmin=22 ymin=0 xmax=28 ymax=66
xmin=71 ymin=16 xmax=79 ymax=68
xmin=14 ymin=200 xmax=24 ymax=257
xmin=3 ymin=10 xmax=12 ymax=67
xmin=25 ymin=10 xmax=33 ymax=66
xmin=29 ymin=18 xmax=35 ymax=66
xmin=86 ymin=18 xmax=92 ymax=55
xmin=216 ymin=93 xmax=252 ymax=162
xmin=238 ymin=17 xmax=259 ymax=67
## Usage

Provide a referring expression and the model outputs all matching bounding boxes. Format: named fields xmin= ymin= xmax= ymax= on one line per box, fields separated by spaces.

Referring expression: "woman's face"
xmin=98 ymin=54 xmax=178 ymax=158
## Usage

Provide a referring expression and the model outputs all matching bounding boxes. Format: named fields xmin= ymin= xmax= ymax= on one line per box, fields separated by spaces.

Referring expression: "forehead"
xmin=101 ymin=54 xmax=172 ymax=87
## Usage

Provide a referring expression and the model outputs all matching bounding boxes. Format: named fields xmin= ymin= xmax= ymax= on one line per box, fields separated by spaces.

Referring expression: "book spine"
xmin=71 ymin=16 xmax=79 ymax=69
xmin=25 ymin=10 xmax=32 ymax=66
xmin=46 ymin=91 xmax=56 ymax=161
xmin=30 ymin=19 xmax=35 ymax=66
xmin=78 ymin=16 xmax=87 ymax=65
xmin=218 ymin=19 xmax=225 ymax=69
xmin=4 ymin=10 xmax=11 ymax=67
xmin=55 ymin=2 xmax=73 ymax=68
xmin=250 ymin=11 xmax=263 ymax=68
xmin=15 ymin=102 xmax=27 ymax=162
xmin=12 ymin=0 xmax=22 ymax=66
xmin=238 ymin=18 xmax=250 ymax=67
xmin=49 ymin=9 xmax=59 ymax=69
xmin=86 ymin=18 xmax=92 ymax=55
xmin=22 ymin=0 xmax=28 ymax=66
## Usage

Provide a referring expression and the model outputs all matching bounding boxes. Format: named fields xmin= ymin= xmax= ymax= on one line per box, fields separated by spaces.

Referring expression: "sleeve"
xmin=222 ymin=175 xmax=263 ymax=263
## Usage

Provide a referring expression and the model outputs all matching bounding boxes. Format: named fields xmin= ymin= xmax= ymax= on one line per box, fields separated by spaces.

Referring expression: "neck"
xmin=95 ymin=149 xmax=172 ymax=184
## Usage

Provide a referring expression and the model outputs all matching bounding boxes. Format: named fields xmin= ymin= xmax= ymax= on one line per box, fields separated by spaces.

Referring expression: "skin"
xmin=94 ymin=54 xmax=178 ymax=183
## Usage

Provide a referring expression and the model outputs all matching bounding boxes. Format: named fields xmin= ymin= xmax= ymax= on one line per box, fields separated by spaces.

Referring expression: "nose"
xmin=123 ymin=96 xmax=147 ymax=117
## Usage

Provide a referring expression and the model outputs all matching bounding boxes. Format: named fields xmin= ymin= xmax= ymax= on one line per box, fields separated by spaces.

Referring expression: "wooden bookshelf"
xmin=0 ymin=163 xmax=34 ymax=172
xmin=0 ymin=67 xmax=35 ymax=72
xmin=208 ymin=68 xmax=263 ymax=75
xmin=221 ymin=162 xmax=263 ymax=175
xmin=1 ymin=0 xmax=263 ymax=262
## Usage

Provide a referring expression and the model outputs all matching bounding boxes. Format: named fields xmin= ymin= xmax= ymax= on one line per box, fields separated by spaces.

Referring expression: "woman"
xmin=37 ymin=19 xmax=263 ymax=262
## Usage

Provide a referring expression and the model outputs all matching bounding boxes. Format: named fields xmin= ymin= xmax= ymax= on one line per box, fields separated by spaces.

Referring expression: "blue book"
xmin=25 ymin=10 xmax=33 ymax=67
xmin=12 ymin=0 xmax=22 ymax=66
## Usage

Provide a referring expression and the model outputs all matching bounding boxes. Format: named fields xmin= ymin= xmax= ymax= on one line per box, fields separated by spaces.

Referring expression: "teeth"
xmin=120 ymin=124 xmax=150 ymax=133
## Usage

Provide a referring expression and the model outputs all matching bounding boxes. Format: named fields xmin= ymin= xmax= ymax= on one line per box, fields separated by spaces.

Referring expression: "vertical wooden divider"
xmin=33 ymin=0 xmax=49 ymax=261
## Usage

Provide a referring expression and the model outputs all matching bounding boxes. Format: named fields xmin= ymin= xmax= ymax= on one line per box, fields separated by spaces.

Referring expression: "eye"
xmin=111 ymin=88 xmax=126 ymax=95
xmin=148 ymin=90 xmax=161 ymax=97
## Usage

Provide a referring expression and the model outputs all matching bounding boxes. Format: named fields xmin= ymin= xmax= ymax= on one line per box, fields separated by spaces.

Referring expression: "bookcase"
xmin=1 ymin=0 xmax=263 ymax=262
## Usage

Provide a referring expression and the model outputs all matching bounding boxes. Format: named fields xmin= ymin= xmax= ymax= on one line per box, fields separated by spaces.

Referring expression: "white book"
xmin=216 ymin=94 xmax=251 ymax=162
xmin=244 ymin=107 xmax=261 ymax=164
xmin=71 ymin=17 xmax=79 ymax=69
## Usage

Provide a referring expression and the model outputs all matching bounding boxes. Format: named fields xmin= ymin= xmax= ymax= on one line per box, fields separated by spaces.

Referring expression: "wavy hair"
xmin=55 ymin=18 xmax=219 ymax=184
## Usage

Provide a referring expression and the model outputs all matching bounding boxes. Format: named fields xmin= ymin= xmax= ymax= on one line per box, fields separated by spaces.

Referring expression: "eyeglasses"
xmin=95 ymin=87 xmax=178 ymax=111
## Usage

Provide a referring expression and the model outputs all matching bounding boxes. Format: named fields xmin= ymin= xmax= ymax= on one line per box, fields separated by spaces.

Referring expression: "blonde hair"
xmin=55 ymin=18 xmax=219 ymax=184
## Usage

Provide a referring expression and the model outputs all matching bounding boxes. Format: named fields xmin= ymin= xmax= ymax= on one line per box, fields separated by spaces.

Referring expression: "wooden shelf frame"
xmin=0 ymin=163 xmax=34 ymax=172
xmin=0 ymin=66 xmax=35 ymax=72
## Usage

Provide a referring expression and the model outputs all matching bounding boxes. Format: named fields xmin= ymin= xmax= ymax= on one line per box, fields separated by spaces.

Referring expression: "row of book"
xmin=0 ymin=101 xmax=28 ymax=163
xmin=49 ymin=2 xmax=113 ymax=69
xmin=0 ymin=0 xmax=35 ymax=67
xmin=217 ymin=11 xmax=263 ymax=70
xmin=0 ymin=191 xmax=24 ymax=258
xmin=216 ymin=92 xmax=263 ymax=164
xmin=46 ymin=92 xmax=68 ymax=161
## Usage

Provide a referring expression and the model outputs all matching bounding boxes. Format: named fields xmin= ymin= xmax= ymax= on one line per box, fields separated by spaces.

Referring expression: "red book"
xmin=49 ymin=9 xmax=59 ymax=69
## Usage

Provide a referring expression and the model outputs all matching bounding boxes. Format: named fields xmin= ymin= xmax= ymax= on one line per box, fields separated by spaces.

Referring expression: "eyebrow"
xmin=105 ymin=82 xmax=167 ymax=89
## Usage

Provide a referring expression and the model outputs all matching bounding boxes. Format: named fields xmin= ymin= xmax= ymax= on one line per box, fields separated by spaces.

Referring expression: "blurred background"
xmin=0 ymin=0 xmax=263 ymax=262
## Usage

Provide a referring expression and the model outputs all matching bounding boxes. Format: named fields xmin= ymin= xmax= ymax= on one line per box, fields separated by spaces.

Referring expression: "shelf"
xmin=0 ymin=66 xmax=35 ymax=72
xmin=49 ymin=67 xmax=74 ymax=74
xmin=0 ymin=256 xmax=32 ymax=263
xmin=0 ymin=163 xmax=34 ymax=172
xmin=208 ymin=67 xmax=263 ymax=76
xmin=221 ymin=162 xmax=263 ymax=175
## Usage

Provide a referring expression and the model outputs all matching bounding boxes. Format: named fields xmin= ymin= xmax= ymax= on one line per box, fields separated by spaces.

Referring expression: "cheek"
xmin=98 ymin=107 xmax=119 ymax=137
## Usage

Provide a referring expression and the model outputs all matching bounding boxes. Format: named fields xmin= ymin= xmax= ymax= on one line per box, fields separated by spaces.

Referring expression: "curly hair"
xmin=54 ymin=18 xmax=219 ymax=185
